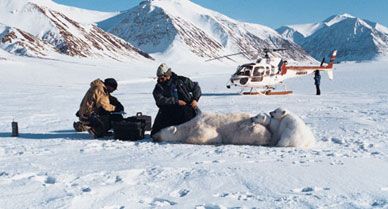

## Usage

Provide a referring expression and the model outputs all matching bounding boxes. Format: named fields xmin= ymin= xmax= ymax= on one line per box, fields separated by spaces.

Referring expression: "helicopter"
xmin=207 ymin=48 xmax=337 ymax=95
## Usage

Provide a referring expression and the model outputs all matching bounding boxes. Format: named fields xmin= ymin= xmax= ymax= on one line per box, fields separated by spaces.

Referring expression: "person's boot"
xmin=73 ymin=121 xmax=88 ymax=132
xmin=88 ymin=126 xmax=105 ymax=139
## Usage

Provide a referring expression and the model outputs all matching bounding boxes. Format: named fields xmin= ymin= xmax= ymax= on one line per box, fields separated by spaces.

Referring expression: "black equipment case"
xmin=111 ymin=112 xmax=152 ymax=141
xmin=130 ymin=112 xmax=152 ymax=131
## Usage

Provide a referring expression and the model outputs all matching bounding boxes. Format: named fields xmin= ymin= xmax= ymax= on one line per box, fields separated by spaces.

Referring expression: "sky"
xmin=53 ymin=0 xmax=388 ymax=28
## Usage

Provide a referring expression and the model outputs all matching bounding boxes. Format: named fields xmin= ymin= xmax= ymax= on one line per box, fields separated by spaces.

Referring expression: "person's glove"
xmin=114 ymin=104 xmax=124 ymax=112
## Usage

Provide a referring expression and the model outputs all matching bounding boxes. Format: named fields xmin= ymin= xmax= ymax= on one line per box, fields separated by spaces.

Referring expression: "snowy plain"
xmin=0 ymin=54 xmax=388 ymax=209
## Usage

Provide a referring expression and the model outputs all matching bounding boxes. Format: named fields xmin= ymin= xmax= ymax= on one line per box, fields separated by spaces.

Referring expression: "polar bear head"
xmin=252 ymin=113 xmax=271 ymax=126
xmin=270 ymin=107 xmax=288 ymax=119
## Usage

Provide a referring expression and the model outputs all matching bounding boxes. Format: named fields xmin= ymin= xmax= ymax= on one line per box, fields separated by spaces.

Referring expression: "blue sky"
xmin=53 ymin=0 xmax=388 ymax=28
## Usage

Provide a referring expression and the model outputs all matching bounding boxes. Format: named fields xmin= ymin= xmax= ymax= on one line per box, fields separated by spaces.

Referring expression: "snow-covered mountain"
xmin=98 ymin=0 xmax=314 ymax=62
xmin=0 ymin=0 xmax=152 ymax=60
xmin=277 ymin=14 xmax=388 ymax=62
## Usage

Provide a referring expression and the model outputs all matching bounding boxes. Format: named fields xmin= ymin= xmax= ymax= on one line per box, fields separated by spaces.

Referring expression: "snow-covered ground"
xmin=0 ymin=55 xmax=388 ymax=209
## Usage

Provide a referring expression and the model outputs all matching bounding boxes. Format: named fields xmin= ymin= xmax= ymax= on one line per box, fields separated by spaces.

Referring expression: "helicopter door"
xmin=265 ymin=67 xmax=270 ymax=76
xmin=252 ymin=66 xmax=264 ymax=82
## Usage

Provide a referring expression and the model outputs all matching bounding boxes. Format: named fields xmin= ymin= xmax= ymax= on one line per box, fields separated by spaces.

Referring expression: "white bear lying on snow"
xmin=153 ymin=111 xmax=274 ymax=146
xmin=252 ymin=108 xmax=315 ymax=148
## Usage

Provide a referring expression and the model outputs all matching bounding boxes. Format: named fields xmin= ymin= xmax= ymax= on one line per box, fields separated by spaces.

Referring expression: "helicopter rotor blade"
xmin=263 ymin=48 xmax=286 ymax=52
xmin=205 ymin=52 xmax=243 ymax=62
xmin=204 ymin=48 xmax=287 ymax=62
xmin=272 ymin=48 xmax=287 ymax=52
xmin=205 ymin=51 xmax=256 ymax=62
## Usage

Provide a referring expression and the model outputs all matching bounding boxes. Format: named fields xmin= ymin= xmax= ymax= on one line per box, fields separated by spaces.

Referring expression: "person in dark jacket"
xmin=151 ymin=63 xmax=201 ymax=137
xmin=314 ymin=70 xmax=321 ymax=95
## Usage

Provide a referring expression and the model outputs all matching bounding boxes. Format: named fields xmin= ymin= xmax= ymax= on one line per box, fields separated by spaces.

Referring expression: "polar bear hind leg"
xmin=276 ymin=128 xmax=295 ymax=147
xmin=301 ymin=128 xmax=315 ymax=148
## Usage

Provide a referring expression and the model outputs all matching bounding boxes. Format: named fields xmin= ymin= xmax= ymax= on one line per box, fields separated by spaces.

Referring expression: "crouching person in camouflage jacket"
xmin=73 ymin=78 xmax=124 ymax=138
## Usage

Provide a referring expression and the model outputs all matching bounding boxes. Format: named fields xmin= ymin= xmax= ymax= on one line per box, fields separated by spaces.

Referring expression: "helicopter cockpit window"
xmin=236 ymin=66 xmax=252 ymax=76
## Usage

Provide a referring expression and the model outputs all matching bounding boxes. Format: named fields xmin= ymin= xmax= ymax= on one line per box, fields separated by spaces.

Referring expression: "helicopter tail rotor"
xmin=327 ymin=50 xmax=337 ymax=68
xmin=325 ymin=50 xmax=337 ymax=80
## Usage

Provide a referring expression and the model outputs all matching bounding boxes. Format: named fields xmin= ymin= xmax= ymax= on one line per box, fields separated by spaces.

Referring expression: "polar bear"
xmin=265 ymin=107 xmax=315 ymax=148
xmin=251 ymin=113 xmax=280 ymax=146
xmin=152 ymin=111 xmax=272 ymax=146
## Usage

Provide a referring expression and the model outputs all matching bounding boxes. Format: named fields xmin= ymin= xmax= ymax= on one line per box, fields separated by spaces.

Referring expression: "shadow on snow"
xmin=0 ymin=130 xmax=155 ymax=142
xmin=0 ymin=130 xmax=91 ymax=140
xmin=202 ymin=93 xmax=240 ymax=97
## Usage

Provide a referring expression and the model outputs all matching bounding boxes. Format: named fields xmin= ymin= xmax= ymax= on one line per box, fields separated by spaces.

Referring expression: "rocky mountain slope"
xmin=0 ymin=0 xmax=152 ymax=60
xmin=99 ymin=0 xmax=314 ymax=62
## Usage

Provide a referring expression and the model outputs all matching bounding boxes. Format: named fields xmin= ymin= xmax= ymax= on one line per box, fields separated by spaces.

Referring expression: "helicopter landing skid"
xmin=240 ymin=84 xmax=293 ymax=95
xmin=263 ymin=90 xmax=293 ymax=95
xmin=241 ymin=89 xmax=293 ymax=95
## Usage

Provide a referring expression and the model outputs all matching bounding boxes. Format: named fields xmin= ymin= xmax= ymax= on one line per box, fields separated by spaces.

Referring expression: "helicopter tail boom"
xmin=281 ymin=50 xmax=337 ymax=77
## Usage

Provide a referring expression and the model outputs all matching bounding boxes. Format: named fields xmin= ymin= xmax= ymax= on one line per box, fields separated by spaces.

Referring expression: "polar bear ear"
xmin=167 ymin=126 xmax=178 ymax=134
xmin=172 ymin=126 xmax=178 ymax=134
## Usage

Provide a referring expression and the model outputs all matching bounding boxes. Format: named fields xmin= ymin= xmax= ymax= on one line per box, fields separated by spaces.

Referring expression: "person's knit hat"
xmin=104 ymin=78 xmax=118 ymax=90
xmin=156 ymin=63 xmax=172 ymax=77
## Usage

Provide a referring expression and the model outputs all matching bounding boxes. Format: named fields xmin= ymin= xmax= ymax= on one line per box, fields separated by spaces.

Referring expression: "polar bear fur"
xmin=153 ymin=111 xmax=272 ymax=146
xmin=263 ymin=107 xmax=315 ymax=148
xmin=251 ymin=113 xmax=280 ymax=146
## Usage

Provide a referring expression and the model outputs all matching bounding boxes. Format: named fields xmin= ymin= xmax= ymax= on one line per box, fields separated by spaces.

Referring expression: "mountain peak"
xmin=144 ymin=0 xmax=217 ymax=18
xmin=142 ymin=0 xmax=196 ymax=8
xmin=99 ymin=0 xmax=314 ymax=62
xmin=339 ymin=13 xmax=355 ymax=18
xmin=278 ymin=13 xmax=388 ymax=62
xmin=324 ymin=13 xmax=356 ymax=26
xmin=146 ymin=0 xmax=192 ymax=4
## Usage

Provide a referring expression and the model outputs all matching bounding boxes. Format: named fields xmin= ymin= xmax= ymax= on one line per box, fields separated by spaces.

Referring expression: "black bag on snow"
xmin=112 ymin=117 xmax=145 ymax=141
xmin=130 ymin=112 xmax=152 ymax=131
